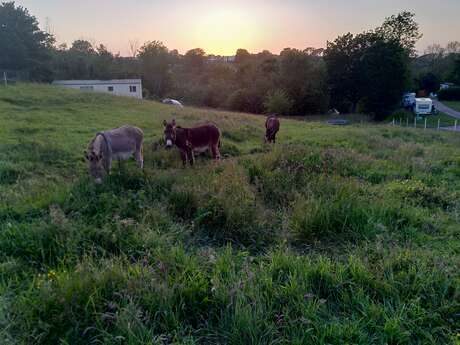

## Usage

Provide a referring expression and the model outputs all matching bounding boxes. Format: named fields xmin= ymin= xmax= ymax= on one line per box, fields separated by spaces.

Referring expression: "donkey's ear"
xmin=163 ymin=120 xmax=167 ymax=127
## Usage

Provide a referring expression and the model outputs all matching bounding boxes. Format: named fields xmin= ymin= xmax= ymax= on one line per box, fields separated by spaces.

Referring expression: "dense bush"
xmin=289 ymin=183 xmax=373 ymax=241
xmin=226 ymin=89 xmax=252 ymax=112
xmin=438 ymin=86 xmax=460 ymax=101
xmin=263 ymin=89 xmax=294 ymax=115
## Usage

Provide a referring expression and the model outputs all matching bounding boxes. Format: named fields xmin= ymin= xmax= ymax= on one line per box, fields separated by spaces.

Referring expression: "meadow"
xmin=0 ymin=84 xmax=459 ymax=345
xmin=444 ymin=101 xmax=460 ymax=113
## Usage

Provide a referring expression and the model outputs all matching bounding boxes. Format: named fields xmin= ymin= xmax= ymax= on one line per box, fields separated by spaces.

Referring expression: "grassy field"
xmin=444 ymin=101 xmax=460 ymax=113
xmin=390 ymin=109 xmax=458 ymax=128
xmin=1 ymin=83 xmax=459 ymax=345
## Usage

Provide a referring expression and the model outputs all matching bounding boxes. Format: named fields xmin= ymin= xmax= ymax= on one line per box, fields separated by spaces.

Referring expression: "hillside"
xmin=1 ymin=84 xmax=459 ymax=344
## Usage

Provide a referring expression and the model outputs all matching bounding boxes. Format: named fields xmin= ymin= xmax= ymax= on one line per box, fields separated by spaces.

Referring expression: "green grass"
xmin=1 ymin=83 xmax=459 ymax=344
xmin=390 ymin=109 xmax=458 ymax=128
xmin=443 ymin=101 xmax=460 ymax=113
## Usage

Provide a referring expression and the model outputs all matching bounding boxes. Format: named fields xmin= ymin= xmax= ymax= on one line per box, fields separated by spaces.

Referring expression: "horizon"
xmin=13 ymin=0 xmax=460 ymax=56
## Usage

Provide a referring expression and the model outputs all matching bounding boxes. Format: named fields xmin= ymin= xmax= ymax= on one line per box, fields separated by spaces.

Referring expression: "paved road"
xmin=440 ymin=126 xmax=460 ymax=132
xmin=433 ymin=100 xmax=460 ymax=119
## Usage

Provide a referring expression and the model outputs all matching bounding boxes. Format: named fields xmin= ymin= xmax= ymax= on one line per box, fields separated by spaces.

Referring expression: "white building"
xmin=52 ymin=79 xmax=143 ymax=99
xmin=207 ymin=55 xmax=236 ymax=63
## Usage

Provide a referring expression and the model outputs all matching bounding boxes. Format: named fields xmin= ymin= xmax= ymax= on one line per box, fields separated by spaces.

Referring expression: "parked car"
xmin=402 ymin=92 xmax=416 ymax=110
xmin=162 ymin=98 xmax=183 ymax=108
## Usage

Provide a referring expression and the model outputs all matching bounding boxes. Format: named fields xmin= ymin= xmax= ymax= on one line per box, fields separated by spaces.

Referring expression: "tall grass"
xmin=0 ymin=84 xmax=459 ymax=344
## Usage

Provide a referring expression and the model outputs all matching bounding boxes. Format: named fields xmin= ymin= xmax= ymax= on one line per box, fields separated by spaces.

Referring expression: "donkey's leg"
xmin=179 ymin=150 xmax=187 ymax=166
xmin=211 ymin=143 xmax=221 ymax=160
xmin=188 ymin=148 xmax=195 ymax=166
xmin=106 ymin=157 xmax=113 ymax=175
xmin=135 ymin=146 xmax=144 ymax=169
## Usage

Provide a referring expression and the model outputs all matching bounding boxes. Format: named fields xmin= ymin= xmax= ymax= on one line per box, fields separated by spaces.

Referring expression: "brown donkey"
xmin=163 ymin=119 xmax=221 ymax=166
xmin=265 ymin=115 xmax=280 ymax=143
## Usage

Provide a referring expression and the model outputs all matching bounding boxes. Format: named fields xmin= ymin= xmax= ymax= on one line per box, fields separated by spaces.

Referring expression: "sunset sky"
xmin=15 ymin=0 xmax=460 ymax=56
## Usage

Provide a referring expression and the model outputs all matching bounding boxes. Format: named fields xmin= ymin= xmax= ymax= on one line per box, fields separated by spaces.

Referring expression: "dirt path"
xmin=434 ymin=100 xmax=460 ymax=119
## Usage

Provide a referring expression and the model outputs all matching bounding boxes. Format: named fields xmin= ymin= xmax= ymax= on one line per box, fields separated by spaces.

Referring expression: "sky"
xmin=14 ymin=0 xmax=460 ymax=56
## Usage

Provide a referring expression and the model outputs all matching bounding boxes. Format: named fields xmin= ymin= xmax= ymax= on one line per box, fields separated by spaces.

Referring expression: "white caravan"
xmin=414 ymin=98 xmax=433 ymax=116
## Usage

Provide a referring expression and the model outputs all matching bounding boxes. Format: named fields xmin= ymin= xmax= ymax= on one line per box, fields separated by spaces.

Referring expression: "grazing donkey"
xmin=163 ymin=119 xmax=221 ymax=166
xmin=265 ymin=115 xmax=280 ymax=143
xmin=85 ymin=125 xmax=144 ymax=183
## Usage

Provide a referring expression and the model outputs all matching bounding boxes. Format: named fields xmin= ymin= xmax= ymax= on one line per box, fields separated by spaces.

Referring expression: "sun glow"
xmin=190 ymin=8 xmax=261 ymax=55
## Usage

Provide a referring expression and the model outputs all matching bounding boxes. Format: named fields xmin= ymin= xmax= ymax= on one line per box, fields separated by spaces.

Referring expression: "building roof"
xmin=52 ymin=79 xmax=142 ymax=85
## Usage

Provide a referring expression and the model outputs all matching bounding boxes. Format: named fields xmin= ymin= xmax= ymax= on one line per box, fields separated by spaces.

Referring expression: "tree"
xmin=63 ymin=40 xmax=97 ymax=79
xmin=93 ymin=44 xmax=114 ymax=79
xmin=358 ymin=35 xmax=410 ymax=119
xmin=325 ymin=12 xmax=419 ymax=119
xmin=0 ymin=1 xmax=54 ymax=80
xmin=419 ymin=73 xmax=440 ymax=94
xmin=70 ymin=39 xmax=95 ymax=55
xmin=128 ymin=39 xmax=139 ymax=58
xmin=264 ymin=89 xmax=294 ymax=115
xmin=376 ymin=11 xmax=421 ymax=56
xmin=235 ymin=48 xmax=251 ymax=64
xmin=446 ymin=41 xmax=460 ymax=54
xmin=324 ymin=33 xmax=363 ymax=112
xmin=279 ymin=48 xmax=328 ymax=114
xmin=452 ymin=58 xmax=460 ymax=84
xmin=184 ymin=48 xmax=206 ymax=72
xmin=138 ymin=41 xmax=172 ymax=97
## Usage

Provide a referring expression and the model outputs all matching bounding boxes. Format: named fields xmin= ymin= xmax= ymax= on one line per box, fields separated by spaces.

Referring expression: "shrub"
xmin=263 ymin=89 xmax=294 ymax=115
xmin=0 ymin=161 xmax=22 ymax=185
xmin=226 ymin=88 xmax=265 ymax=114
xmin=289 ymin=186 xmax=372 ymax=242
xmin=438 ymin=86 xmax=460 ymax=101
xmin=387 ymin=179 xmax=456 ymax=210
xmin=168 ymin=190 xmax=198 ymax=220
xmin=219 ymin=142 xmax=241 ymax=157
xmin=226 ymin=89 xmax=250 ymax=112
xmin=192 ymin=163 xmax=271 ymax=245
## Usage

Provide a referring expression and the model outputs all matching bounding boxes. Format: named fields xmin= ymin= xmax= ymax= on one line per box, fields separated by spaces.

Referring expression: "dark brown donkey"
xmin=163 ymin=119 xmax=221 ymax=166
xmin=265 ymin=115 xmax=280 ymax=143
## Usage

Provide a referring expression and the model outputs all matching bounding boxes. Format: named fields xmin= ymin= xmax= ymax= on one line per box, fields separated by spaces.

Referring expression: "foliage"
xmin=324 ymin=33 xmax=362 ymax=113
xmin=1 ymin=4 xmax=428 ymax=121
xmin=324 ymin=12 xmax=418 ymax=118
xmin=438 ymin=86 xmax=460 ymax=101
xmin=263 ymin=89 xmax=294 ymax=115
xmin=418 ymin=72 xmax=440 ymax=94
xmin=412 ymin=42 xmax=460 ymax=89
xmin=137 ymin=41 xmax=172 ymax=98
xmin=0 ymin=1 xmax=54 ymax=80
xmin=376 ymin=11 xmax=422 ymax=56
xmin=358 ymin=36 xmax=410 ymax=120
xmin=452 ymin=57 xmax=460 ymax=84
xmin=278 ymin=48 xmax=329 ymax=114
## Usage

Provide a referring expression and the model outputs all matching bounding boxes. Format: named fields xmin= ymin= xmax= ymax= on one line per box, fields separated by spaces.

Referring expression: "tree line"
xmin=2 ymin=1 xmax=459 ymax=119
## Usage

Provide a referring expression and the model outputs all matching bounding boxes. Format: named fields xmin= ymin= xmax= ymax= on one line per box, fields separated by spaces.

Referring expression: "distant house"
xmin=207 ymin=55 xmax=236 ymax=64
xmin=52 ymin=79 xmax=143 ymax=99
